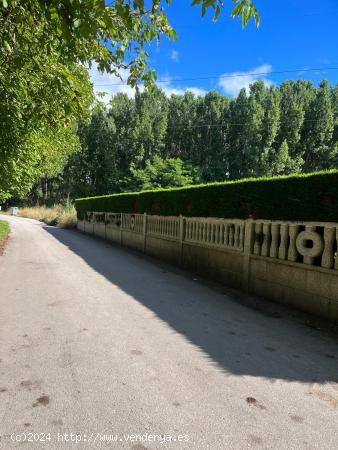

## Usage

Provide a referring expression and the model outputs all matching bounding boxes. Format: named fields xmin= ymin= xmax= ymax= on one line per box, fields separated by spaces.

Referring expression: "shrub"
xmin=75 ymin=170 xmax=338 ymax=222
xmin=19 ymin=203 xmax=77 ymax=228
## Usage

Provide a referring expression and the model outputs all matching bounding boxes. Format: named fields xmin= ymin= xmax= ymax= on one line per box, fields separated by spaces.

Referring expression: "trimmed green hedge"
xmin=75 ymin=170 xmax=338 ymax=222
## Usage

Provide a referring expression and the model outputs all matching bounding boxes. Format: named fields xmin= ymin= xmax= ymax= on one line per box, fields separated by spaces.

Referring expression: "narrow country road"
xmin=1 ymin=216 xmax=338 ymax=450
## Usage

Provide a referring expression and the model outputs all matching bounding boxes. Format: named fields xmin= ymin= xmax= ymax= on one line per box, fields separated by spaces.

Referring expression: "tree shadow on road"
xmin=44 ymin=226 xmax=338 ymax=384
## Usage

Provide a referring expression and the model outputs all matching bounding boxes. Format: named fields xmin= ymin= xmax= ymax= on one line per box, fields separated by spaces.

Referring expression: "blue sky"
xmin=91 ymin=0 xmax=338 ymax=99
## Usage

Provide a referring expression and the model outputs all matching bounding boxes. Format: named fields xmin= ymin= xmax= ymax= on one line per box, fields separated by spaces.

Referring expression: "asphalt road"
xmin=1 ymin=215 xmax=338 ymax=450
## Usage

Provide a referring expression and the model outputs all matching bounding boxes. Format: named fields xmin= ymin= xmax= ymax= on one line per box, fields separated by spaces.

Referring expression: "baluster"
xmin=253 ymin=222 xmax=262 ymax=255
xmin=261 ymin=223 xmax=271 ymax=257
xmin=239 ymin=224 xmax=244 ymax=250
xmin=322 ymin=226 xmax=335 ymax=269
xmin=288 ymin=224 xmax=299 ymax=262
xmin=219 ymin=224 xmax=223 ymax=245
xmin=227 ymin=224 xmax=233 ymax=247
xmin=224 ymin=224 xmax=228 ymax=247
xmin=234 ymin=224 xmax=239 ymax=248
xmin=278 ymin=224 xmax=288 ymax=259
xmin=270 ymin=223 xmax=280 ymax=258
xmin=210 ymin=223 xmax=214 ymax=244
xmin=204 ymin=223 xmax=208 ymax=243
xmin=214 ymin=224 xmax=219 ymax=245
xmin=220 ymin=224 xmax=224 ymax=246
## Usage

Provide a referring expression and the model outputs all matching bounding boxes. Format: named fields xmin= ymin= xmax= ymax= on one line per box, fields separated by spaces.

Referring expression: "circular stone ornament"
xmin=295 ymin=230 xmax=324 ymax=258
xmin=130 ymin=215 xmax=135 ymax=230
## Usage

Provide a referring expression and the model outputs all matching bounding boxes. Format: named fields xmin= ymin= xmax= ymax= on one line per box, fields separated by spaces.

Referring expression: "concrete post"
xmin=242 ymin=219 xmax=254 ymax=293
xmin=179 ymin=215 xmax=186 ymax=265
xmin=143 ymin=212 xmax=147 ymax=253
xmin=120 ymin=213 xmax=123 ymax=245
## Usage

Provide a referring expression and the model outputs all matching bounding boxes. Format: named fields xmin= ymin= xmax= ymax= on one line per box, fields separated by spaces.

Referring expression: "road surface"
xmin=0 ymin=215 xmax=338 ymax=449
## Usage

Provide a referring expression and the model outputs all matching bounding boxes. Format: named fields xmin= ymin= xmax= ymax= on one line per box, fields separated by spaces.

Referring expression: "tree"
xmin=277 ymin=80 xmax=314 ymax=168
xmin=129 ymin=87 xmax=168 ymax=165
xmin=259 ymin=86 xmax=280 ymax=175
xmin=193 ymin=92 xmax=230 ymax=181
xmin=122 ymin=155 xmax=201 ymax=191
xmin=0 ymin=0 xmax=260 ymax=200
xmin=165 ymin=92 xmax=200 ymax=160
xmin=22 ymin=78 xmax=338 ymax=204
xmin=302 ymin=80 xmax=336 ymax=171
xmin=270 ymin=140 xmax=298 ymax=176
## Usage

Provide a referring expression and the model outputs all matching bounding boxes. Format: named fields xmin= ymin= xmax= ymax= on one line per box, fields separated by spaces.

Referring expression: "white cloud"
xmin=161 ymin=85 xmax=207 ymax=97
xmin=170 ymin=50 xmax=179 ymax=62
xmin=89 ymin=65 xmax=143 ymax=102
xmin=89 ymin=65 xmax=206 ymax=101
xmin=218 ymin=64 xmax=273 ymax=97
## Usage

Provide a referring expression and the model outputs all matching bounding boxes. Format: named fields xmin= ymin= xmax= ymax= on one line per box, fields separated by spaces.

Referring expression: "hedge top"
xmin=75 ymin=169 xmax=338 ymax=222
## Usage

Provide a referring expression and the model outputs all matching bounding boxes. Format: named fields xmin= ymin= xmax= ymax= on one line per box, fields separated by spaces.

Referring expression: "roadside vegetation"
xmin=0 ymin=1 xmax=251 ymax=203
xmin=26 ymin=79 xmax=338 ymax=205
xmin=75 ymin=169 xmax=338 ymax=222
xmin=18 ymin=202 xmax=77 ymax=229
xmin=0 ymin=220 xmax=9 ymax=255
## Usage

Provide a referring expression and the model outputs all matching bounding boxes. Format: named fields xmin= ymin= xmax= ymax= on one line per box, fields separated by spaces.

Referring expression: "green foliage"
xmin=123 ymin=155 xmax=201 ymax=191
xmin=75 ymin=170 xmax=338 ymax=222
xmin=35 ymin=79 xmax=338 ymax=205
xmin=192 ymin=0 xmax=259 ymax=27
xmin=1 ymin=0 xmax=257 ymax=201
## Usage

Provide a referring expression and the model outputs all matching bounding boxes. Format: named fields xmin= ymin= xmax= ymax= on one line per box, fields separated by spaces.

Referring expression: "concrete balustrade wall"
xmin=77 ymin=213 xmax=338 ymax=323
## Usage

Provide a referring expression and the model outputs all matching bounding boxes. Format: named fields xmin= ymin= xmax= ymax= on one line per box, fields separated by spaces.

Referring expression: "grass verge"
xmin=0 ymin=220 xmax=10 ymax=255
xmin=18 ymin=203 xmax=77 ymax=228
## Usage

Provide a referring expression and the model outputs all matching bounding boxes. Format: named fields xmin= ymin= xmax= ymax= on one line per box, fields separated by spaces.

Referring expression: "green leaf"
xmin=213 ymin=5 xmax=221 ymax=22
xmin=4 ymin=40 xmax=11 ymax=53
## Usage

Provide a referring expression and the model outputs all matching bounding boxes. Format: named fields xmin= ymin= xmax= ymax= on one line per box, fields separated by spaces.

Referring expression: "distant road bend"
xmin=0 ymin=216 xmax=338 ymax=449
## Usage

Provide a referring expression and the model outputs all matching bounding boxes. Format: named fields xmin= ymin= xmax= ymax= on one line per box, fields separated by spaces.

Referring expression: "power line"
xmin=103 ymin=118 xmax=333 ymax=143
xmin=94 ymin=66 xmax=338 ymax=87
xmin=166 ymin=118 xmax=332 ymax=130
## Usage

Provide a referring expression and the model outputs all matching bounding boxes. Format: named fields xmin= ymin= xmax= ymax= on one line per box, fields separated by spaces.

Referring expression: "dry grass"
xmin=18 ymin=204 xmax=77 ymax=228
